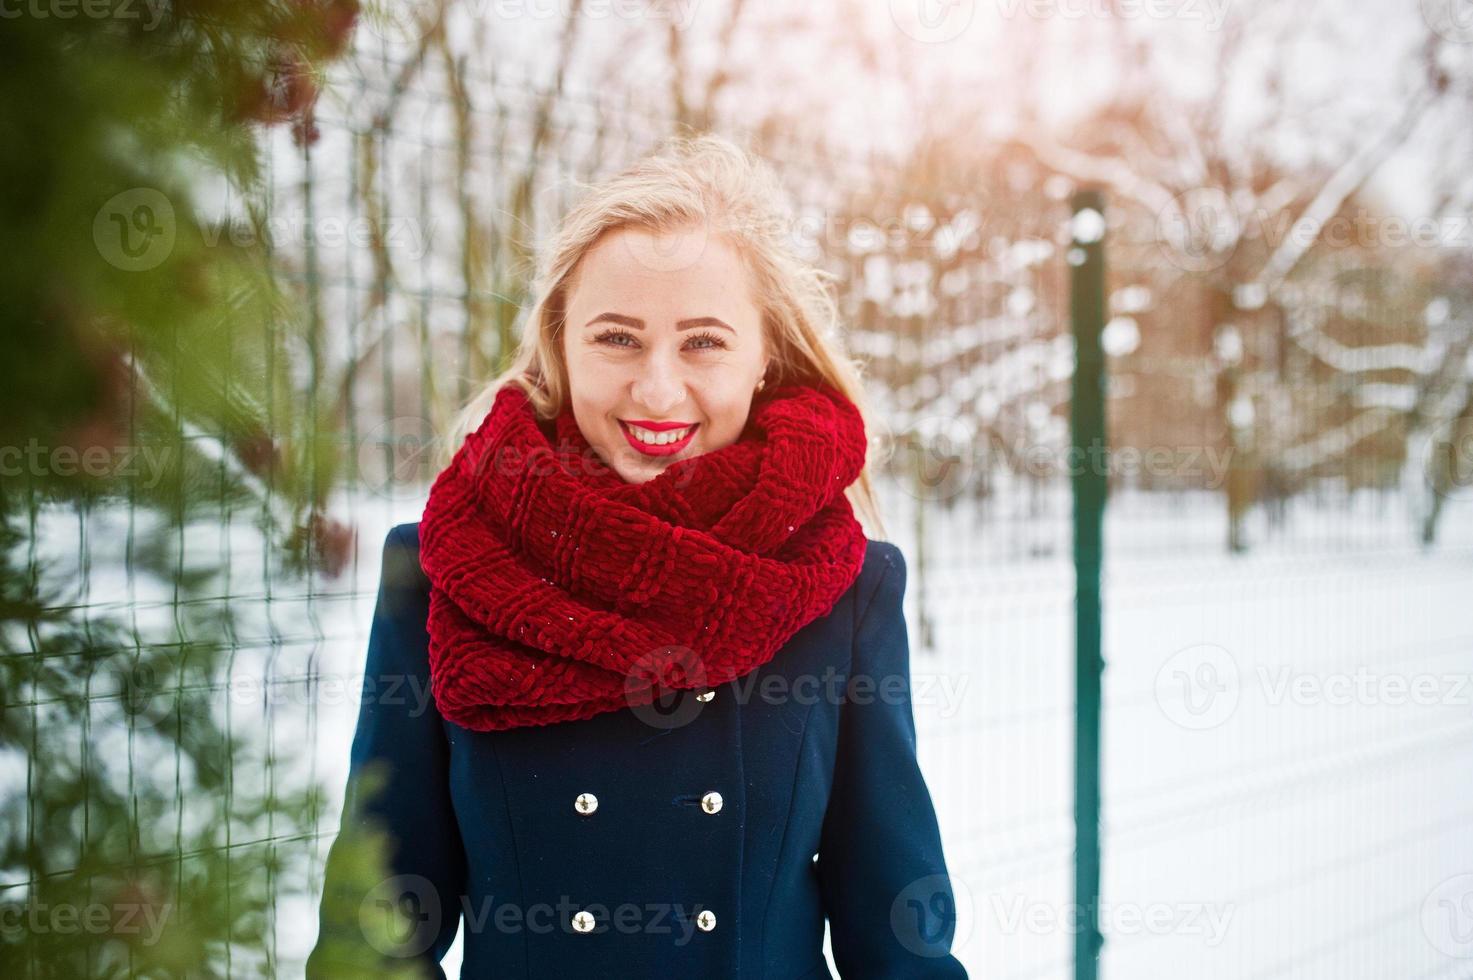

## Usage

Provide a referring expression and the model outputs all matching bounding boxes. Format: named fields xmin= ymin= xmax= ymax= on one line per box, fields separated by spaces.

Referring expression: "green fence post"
xmin=1070 ymin=189 xmax=1108 ymax=980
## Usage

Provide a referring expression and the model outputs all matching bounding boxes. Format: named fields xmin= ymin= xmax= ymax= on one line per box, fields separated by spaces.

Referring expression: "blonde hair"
xmin=437 ymin=133 xmax=887 ymax=539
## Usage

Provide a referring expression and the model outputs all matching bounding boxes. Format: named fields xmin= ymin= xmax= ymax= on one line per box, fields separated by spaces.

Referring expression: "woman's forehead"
xmin=569 ymin=227 xmax=759 ymax=325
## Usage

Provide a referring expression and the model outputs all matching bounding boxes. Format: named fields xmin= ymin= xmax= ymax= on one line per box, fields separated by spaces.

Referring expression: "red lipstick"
xmin=619 ymin=420 xmax=698 ymax=457
xmin=623 ymin=419 xmax=694 ymax=431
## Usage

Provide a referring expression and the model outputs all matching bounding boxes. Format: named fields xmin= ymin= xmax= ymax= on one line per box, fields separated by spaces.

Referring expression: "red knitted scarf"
xmin=417 ymin=380 xmax=870 ymax=732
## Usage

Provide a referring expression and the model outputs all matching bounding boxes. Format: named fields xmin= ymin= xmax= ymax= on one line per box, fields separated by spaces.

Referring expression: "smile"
xmin=619 ymin=420 xmax=699 ymax=456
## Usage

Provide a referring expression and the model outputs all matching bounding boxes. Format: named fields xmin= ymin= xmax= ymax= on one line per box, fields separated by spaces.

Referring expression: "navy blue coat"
xmin=308 ymin=521 xmax=967 ymax=979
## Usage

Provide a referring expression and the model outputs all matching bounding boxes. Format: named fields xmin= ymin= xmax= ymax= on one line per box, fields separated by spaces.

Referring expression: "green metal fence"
xmin=9 ymin=39 xmax=1473 ymax=979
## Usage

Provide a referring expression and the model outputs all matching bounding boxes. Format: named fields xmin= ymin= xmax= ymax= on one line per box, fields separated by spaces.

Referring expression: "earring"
xmin=756 ymin=377 xmax=767 ymax=392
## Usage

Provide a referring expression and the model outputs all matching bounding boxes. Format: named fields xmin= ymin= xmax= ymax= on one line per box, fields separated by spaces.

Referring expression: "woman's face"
xmin=561 ymin=224 xmax=770 ymax=484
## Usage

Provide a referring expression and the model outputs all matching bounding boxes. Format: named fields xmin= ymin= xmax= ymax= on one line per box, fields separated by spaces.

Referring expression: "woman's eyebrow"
xmin=585 ymin=312 xmax=735 ymax=333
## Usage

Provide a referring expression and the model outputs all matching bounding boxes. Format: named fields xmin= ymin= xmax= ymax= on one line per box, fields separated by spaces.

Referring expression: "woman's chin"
xmin=608 ymin=452 xmax=658 ymax=484
xmin=612 ymin=447 xmax=690 ymax=484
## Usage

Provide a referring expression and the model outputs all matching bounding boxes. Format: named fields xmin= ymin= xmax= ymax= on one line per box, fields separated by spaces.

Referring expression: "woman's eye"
xmin=595 ymin=330 xmax=637 ymax=347
xmin=593 ymin=329 xmax=726 ymax=351
xmin=685 ymin=332 xmax=727 ymax=351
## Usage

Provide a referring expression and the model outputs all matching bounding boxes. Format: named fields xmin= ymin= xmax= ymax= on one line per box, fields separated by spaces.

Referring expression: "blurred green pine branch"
xmin=0 ymin=3 xmax=413 ymax=976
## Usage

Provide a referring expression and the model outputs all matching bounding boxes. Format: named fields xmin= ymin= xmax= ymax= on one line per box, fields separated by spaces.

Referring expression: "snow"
xmin=282 ymin=478 xmax=1473 ymax=978
xmin=884 ymin=477 xmax=1473 ymax=980
xmin=31 ymin=463 xmax=1467 ymax=976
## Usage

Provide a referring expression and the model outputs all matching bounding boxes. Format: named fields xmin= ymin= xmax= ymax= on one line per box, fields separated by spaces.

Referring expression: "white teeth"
xmin=626 ymin=424 xmax=693 ymax=446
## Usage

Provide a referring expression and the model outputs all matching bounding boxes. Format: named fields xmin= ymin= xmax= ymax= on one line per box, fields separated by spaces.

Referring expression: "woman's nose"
xmin=629 ymin=359 xmax=689 ymax=416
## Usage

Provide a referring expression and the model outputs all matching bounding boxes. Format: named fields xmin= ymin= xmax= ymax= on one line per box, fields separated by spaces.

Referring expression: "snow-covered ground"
xmin=887 ymin=483 xmax=1473 ymax=980
xmin=95 ymin=477 xmax=1467 ymax=978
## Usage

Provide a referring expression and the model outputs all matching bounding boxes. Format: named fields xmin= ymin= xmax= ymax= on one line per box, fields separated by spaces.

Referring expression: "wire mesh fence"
xmin=8 ymin=29 xmax=1473 ymax=979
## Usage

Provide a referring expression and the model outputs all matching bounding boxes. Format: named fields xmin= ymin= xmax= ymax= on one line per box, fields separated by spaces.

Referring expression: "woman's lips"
xmin=619 ymin=420 xmax=699 ymax=457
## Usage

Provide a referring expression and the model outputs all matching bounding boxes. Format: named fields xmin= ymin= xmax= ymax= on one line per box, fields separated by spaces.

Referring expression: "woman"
xmin=308 ymin=134 xmax=967 ymax=979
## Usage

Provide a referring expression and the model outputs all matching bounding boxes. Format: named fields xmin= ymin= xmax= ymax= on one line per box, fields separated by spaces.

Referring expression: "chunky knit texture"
xmin=417 ymin=380 xmax=870 ymax=732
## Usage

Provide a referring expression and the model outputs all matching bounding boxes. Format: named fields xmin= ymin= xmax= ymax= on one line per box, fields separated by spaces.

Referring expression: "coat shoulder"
xmin=391 ymin=520 xmax=422 ymax=552
xmin=856 ymin=538 xmax=906 ymax=618
xmin=383 ymin=521 xmax=429 ymax=595
xmin=861 ymin=537 xmax=904 ymax=577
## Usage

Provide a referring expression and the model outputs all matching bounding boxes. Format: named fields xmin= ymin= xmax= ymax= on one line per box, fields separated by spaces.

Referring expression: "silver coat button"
xmin=700 ymin=791 xmax=723 ymax=814
xmin=696 ymin=688 xmax=715 ymax=702
xmin=574 ymin=792 xmax=598 ymax=815
xmin=696 ymin=909 xmax=716 ymax=932
xmin=571 ymin=910 xmax=595 ymax=933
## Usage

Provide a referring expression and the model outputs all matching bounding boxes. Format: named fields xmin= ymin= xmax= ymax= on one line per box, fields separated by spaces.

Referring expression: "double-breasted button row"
xmin=573 ymin=791 xmax=723 ymax=815
xmin=569 ymin=908 xmax=716 ymax=933
xmin=568 ymin=698 xmax=720 ymax=937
